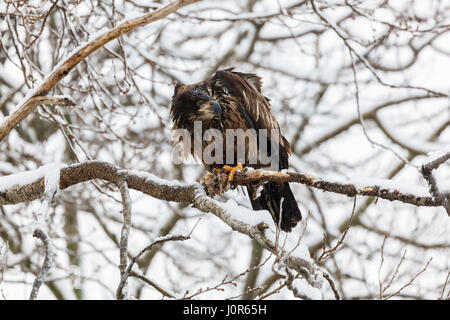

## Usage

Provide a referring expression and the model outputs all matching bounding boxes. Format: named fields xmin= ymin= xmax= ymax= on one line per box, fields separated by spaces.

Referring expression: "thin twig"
xmin=29 ymin=228 xmax=54 ymax=300
xmin=116 ymin=235 xmax=190 ymax=299
xmin=383 ymin=258 xmax=432 ymax=300
xmin=318 ymin=197 xmax=356 ymax=261
xmin=322 ymin=272 xmax=340 ymax=300
xmin=439 ymin=272 xmax=450 ymax=300
xmin=129 ymin=271 xmax=175 ymax=299
xmin=378 ymin=234 xmax=388 ymax=300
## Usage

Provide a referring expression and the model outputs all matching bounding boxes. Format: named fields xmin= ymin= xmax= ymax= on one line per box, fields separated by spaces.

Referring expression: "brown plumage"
xmin=170 ymin=68 xmax=301 ymax=232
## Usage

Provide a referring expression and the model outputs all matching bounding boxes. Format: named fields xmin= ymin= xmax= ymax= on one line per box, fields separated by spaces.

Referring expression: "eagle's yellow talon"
xmin=223 ymin=163 xmax=245 ymax=181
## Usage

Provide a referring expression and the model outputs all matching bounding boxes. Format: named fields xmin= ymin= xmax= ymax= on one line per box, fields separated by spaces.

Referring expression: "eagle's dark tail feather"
xmin=246 ymin=181 xmax=302 ymax=232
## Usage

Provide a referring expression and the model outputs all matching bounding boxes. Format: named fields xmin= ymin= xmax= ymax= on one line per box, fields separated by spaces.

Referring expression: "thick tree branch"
xmin=0 ymin=161 xmax=447 ymax=210
xmin=232 ymin=169 xmax=444 ymax=208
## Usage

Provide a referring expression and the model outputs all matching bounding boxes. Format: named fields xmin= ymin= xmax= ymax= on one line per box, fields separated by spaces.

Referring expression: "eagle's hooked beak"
xmin=209 ymin=100 xmax=222 ymax=117
xmin=198 ymin=100 xmax=222 ymax=118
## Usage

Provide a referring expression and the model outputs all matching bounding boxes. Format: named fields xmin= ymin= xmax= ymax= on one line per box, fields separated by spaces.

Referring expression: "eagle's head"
xmin=170 ymin=82 xmax=222 ymax=129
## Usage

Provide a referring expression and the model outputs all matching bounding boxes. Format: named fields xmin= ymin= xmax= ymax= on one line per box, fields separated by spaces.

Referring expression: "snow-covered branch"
xmin=232 ymin=169 xmax=448 ymax=210
xmin=1 ymin=161 xmax=448 ymax=210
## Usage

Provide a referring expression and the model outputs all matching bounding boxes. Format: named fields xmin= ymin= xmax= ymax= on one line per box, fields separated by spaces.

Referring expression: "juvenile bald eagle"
xmin=170 ymin=69 xmax=301 ymax=232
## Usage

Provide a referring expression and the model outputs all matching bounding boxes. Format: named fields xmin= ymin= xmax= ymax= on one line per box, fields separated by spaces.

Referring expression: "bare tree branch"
xmin=421 ymin=151 xmax=450 ymax=216
xmin=29 ymin=228 xmax=54 ymax=300
xmin=116 ymin=181 xmax=132 ymax=300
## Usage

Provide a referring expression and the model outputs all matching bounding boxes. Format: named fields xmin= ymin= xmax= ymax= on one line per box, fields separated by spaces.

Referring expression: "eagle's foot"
xmin=222 ymin=163 xmax=247 ymax=181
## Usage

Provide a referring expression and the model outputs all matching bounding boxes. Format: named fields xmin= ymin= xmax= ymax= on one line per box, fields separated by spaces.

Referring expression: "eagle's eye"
xmin=191 ymin=85 xmax=205 ymax=97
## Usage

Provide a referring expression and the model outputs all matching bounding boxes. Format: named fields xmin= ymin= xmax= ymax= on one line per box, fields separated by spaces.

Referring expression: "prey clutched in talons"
xmin=202 ymin=163 xmax=247 ymax=197
xmin=202 ymin=168 xmax=231 ymax=197
xmin=202 ymin=168 xmax=223 ymax=184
